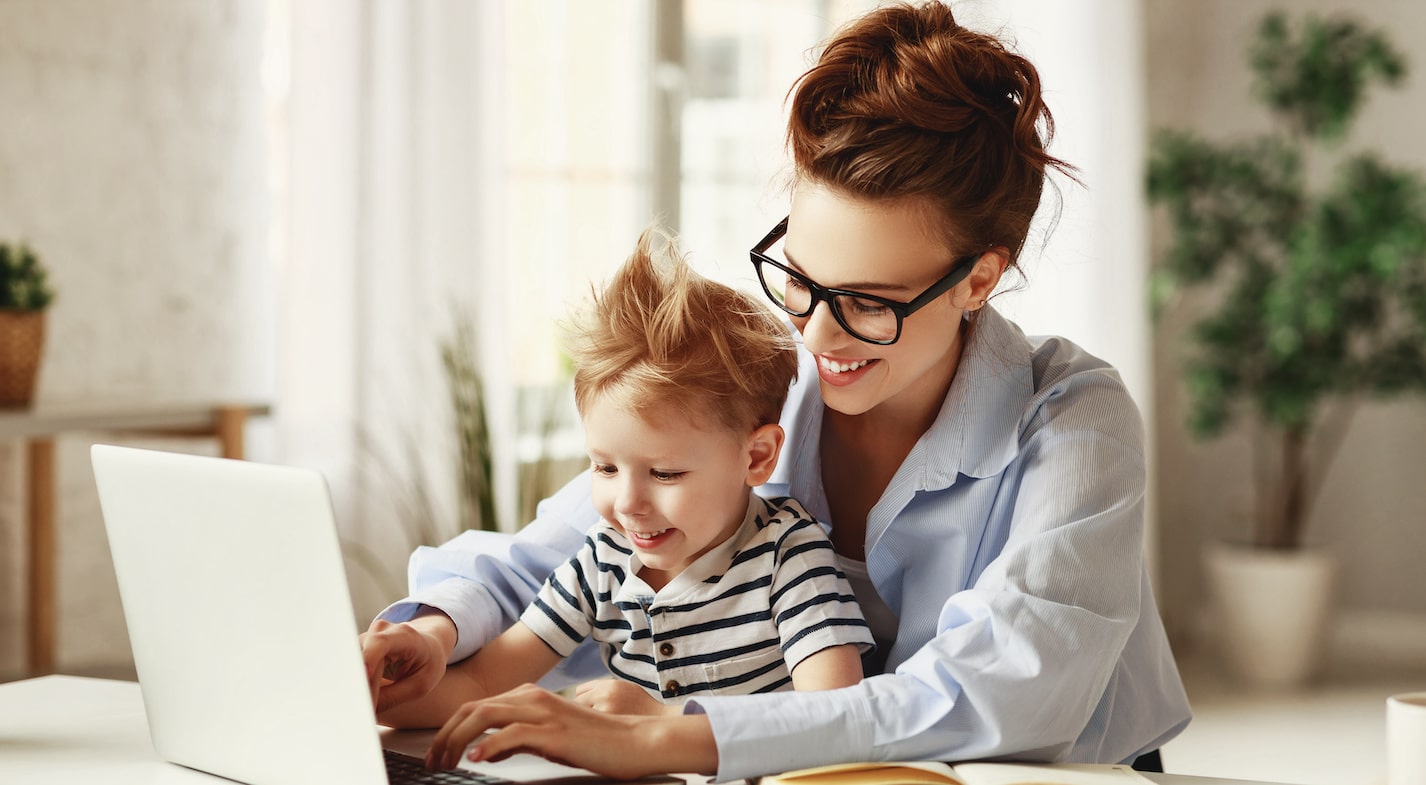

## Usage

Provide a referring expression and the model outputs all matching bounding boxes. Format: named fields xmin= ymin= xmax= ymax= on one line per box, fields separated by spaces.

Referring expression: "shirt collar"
xmin=918 ymin=306 xmax=1033 ymax=488
xmin=766 ymin=307 xmax=1032 ymax=494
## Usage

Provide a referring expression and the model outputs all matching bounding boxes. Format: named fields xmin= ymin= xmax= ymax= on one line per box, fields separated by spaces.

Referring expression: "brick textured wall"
xmin=0 ymin=0 xmax=269 ymax=675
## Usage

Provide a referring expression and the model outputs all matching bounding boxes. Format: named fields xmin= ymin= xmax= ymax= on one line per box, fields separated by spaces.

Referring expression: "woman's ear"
xmin=745 ymin=423 xmax=786 ymax=487
xmin=956 ymin=248 xmax=1009 ymax=310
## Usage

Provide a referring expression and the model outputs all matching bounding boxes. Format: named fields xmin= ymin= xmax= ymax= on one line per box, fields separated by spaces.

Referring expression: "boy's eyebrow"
xmin=585 ymin=449 xmax=690 ymax=466
xmin=782 ymin=246 xmax=915 ymax=293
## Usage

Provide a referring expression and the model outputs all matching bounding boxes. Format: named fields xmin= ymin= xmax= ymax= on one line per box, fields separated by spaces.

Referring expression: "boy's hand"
xmin=573 ymin=678 xmax=677 ymax=716
xmin=360 ymin=615 xmax=454 ymax=712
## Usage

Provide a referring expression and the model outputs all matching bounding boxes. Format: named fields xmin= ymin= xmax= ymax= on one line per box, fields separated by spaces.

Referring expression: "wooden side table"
xmin=0 ymin=401 xmax=271 ymax=675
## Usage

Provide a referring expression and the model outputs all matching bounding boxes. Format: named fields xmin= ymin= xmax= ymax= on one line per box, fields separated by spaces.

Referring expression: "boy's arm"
xmin=763 ymin=499 xmax=875 ymax=688
xmin=376 ymin=622 xmax=563 ymax=728
xmin=789 ymin=644 xmax=864 ymax=691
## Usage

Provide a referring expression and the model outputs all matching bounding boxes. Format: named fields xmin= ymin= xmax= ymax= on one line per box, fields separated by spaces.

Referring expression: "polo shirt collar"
xmin=614 ymin=495 xmax=761 ymax=606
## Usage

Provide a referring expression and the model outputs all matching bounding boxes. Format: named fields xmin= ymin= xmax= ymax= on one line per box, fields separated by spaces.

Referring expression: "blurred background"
xmin=0 ymin=1 xmax=1423 ymax=783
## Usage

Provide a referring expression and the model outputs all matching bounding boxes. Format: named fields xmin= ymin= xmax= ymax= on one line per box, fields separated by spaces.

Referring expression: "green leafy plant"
xmin=1147 ymin=12 xmax=1426 ymax=550
xmin=0 ymin=241 xmax=56 ymax=310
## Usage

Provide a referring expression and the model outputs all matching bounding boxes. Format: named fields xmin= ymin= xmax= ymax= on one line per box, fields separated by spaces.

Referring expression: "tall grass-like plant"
xmin=1148 ymin=12 xmax=1426 ymax=550
xmin=346 ymin=311 xmax=501 ymax=599
xmin=443 ymin=313 xmax=499 ymax=533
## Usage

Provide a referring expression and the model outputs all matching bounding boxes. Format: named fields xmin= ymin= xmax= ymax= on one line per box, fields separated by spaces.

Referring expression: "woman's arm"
xmin=377 ymin=622 xmax=563 ymax=728
xmin=688 ymin=422 xmax=1185 ymax=780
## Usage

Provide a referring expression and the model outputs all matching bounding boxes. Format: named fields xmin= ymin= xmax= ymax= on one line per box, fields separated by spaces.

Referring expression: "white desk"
xmin=0 ymin=676 xmax=1297 ymax=785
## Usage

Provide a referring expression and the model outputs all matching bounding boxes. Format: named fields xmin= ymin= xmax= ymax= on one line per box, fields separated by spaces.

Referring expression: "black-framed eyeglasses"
xmin=749 ymin=217 xmax=982 ymax=345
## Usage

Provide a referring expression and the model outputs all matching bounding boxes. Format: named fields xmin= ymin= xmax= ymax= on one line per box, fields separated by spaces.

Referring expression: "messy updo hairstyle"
xmin=787 ymin=1 xmax=1076 ymax=268
xmin=567 ymin=229 xmax=798 ymax=434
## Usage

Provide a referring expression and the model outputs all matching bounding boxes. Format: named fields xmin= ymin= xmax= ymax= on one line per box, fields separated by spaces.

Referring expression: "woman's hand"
xmin=573 ymin=678 xmax=679 ymax=716
xmin=360 ymin=613 xmax=455 ymax=713
xmin=424 ymin=684 xmax=717 ymax=778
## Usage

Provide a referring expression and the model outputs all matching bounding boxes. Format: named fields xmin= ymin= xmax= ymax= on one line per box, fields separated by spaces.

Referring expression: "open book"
xmin=759 ymin=761 xmax=1154 ymax=785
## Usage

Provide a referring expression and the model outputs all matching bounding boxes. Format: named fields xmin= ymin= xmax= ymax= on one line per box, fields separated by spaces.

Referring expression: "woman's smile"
xmin=816 ymin=355 xmax=880 ymax=386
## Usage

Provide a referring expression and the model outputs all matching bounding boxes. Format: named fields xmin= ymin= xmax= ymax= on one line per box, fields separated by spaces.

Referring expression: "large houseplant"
xmin=1147 ymin=12 xmax=1426 ymax=685
xmin=0 ymin=241 xmax=57 ymax=406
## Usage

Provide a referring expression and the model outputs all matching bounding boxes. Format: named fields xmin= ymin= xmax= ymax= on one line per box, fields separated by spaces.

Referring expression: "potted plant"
xmin=1147 ymin=12 xmax=1426 ymax=686
xmin=0 ymin=241 xmax=56 ymax=407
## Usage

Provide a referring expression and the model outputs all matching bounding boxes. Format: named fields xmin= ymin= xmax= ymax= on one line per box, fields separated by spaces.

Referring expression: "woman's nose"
xmin=796 ymin=300 xmax=847 ymax=351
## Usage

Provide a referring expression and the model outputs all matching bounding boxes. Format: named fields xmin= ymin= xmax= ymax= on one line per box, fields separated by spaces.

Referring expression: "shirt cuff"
xmin=685 ymin=688 xmax=874 ymax=782
xmin=376 ymin=579 xmax=506 ymax=663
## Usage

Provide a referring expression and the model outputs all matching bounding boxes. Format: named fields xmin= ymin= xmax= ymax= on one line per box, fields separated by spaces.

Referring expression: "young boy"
xmin=377 ymin=230 xmax=871 ymax=733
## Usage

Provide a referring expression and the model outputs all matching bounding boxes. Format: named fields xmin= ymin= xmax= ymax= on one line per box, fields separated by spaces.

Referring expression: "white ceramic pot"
xmin=1203 ymin=543 xmax=1337 ymax=689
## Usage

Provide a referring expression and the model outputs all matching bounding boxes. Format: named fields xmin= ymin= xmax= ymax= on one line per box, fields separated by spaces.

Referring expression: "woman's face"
xmin=782 ymin=184 xmax=993 ymax=420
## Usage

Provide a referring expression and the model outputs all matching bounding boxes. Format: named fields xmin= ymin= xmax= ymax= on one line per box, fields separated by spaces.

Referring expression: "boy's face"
xmin=584 ymin=394 xmax=761 ymax=584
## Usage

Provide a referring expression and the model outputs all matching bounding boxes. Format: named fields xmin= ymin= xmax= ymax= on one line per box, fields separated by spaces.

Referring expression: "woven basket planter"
xmin=0 ymin=308 xmax=46 ymax=407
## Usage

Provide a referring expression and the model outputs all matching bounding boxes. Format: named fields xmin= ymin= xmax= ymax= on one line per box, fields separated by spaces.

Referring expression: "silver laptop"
xmin=91 ymin=444 xmax=676 ymax=785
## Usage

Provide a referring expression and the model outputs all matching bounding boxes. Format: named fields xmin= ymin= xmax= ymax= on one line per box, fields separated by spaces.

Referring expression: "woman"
xmin=361 ymin=2 xmax=1191 ymax=780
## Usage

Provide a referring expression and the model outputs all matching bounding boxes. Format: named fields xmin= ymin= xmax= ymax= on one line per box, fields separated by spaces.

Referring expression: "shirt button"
xmin=664 ymin=679 xmax=681 ymax=695
xmin=659 ymin=642 xmax=675 ymax=657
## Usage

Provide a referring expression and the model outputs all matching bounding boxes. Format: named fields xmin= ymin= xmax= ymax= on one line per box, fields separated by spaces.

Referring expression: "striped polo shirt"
xmin=520 ymin=494 xmax=873 ymax=702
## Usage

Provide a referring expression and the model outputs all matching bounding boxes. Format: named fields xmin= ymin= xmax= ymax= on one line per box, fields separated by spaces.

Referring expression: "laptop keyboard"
xmin=384 ymin=749 xmax=515 ymax=784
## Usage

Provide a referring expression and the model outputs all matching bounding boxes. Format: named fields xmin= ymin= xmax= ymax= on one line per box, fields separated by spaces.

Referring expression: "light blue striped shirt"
xmin=381 ymin=306 xmax=1191 ymax=781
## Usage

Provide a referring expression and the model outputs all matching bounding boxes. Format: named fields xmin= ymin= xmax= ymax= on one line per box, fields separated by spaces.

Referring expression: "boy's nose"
xmin=614 ymin=478 xmax=648 ymax=516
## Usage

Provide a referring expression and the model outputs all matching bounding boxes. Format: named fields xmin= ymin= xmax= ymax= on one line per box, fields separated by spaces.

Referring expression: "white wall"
xmin=0 ymin=0 xmax=271 ymax=675
xmin=1145 ymin=0 xmax=1426 ymax=667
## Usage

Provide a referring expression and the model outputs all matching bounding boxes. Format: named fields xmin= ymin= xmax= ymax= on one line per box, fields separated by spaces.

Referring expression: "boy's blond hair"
xmin=567 ymin=229 xmax=798 ymax=434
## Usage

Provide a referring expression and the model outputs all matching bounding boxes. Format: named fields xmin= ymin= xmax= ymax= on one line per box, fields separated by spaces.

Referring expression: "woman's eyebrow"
xmin=783 ymin=246 xmax=916 ymax=293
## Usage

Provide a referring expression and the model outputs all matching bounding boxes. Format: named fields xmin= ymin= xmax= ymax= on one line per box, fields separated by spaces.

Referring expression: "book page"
xmin=760 ymin=762 xmax=1153 ymax=785
xmin=760 ymin=761 xmax=963 ymax=785
xmin=951 ymin=763 xmax=1153 ymax=785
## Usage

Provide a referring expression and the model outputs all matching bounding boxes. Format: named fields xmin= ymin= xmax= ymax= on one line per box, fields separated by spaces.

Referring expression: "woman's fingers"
xmin=425 ymin=684 xmax=716 ymax=778
xmin=426 ymin=688 xmax=554 ymax=771
xmin=424 ymin=685 xmax=653 ymax=778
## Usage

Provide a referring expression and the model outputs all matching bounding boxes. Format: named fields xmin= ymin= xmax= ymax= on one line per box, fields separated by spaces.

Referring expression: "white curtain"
xmin=277 ymin=0 xmax=510 ymax=619
xmin=273 ymin=0 xmax=1155 ymax=618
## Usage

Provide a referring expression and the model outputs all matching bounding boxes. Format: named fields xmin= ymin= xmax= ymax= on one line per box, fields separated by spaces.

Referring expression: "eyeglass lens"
xmin=755 ymin=235 xmax=900 ymax=343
